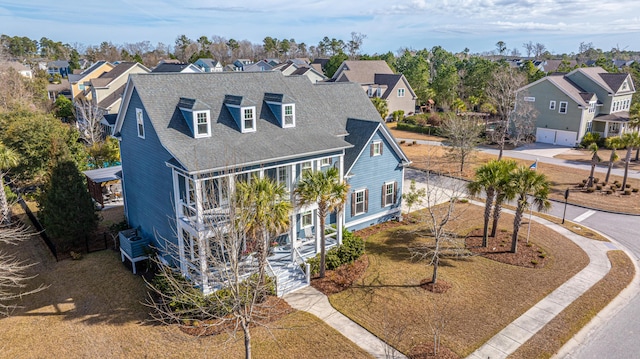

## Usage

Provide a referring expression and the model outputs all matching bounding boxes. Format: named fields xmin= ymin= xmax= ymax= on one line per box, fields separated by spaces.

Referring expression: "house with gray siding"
xmin=518 ymin=67 xmax=636 ymax=146
xmin=193 ymin=58 xmax=223 ymax=72
xmin=331 ymin=60 xmax=417 ymax=120
xmin=114 ymin=71 xmax=409 ymax=295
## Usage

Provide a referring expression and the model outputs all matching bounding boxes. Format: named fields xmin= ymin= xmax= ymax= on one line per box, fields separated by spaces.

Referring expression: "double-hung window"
xmin=195 ymin=111 xmax=210 ymax=137
xmin=398 ymin=88 xmax=405 ymax=97
xmin=136 ymin=108 xmax=145 ymax=138
xmin=559 ymin=101 xmax=568 ymax=114
xmin=382 ymin=182 xmax=396 ymax=207
xmin=549 ymin=101 xmax=556 ymax=110
xmin=283 ymin=104 xmax=295 ymax=127
xmin=321 ymin=157 xmax=332 ymax=167
xmin=371 ymin=141 xmax=382 ymax=156
xmin=352 ymin=189 xmax=368 ymax=216
xmin=242 ymin=107 xmax=255 ymax=132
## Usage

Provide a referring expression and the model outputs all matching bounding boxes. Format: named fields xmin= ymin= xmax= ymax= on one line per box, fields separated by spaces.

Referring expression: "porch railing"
xmin=294 ymin=247 xmax=311 ymax=284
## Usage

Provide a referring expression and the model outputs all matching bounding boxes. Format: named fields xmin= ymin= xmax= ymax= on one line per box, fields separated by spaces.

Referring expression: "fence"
xmin=18 ymin=197 xmax=58 ymax=261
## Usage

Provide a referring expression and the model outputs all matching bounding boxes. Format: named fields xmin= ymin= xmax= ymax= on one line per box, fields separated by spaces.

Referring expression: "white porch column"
xmin=177 ymin=223 xmax=187 ymax=276
xmin=337 ymin=210 xmax=344 ymax=245
xmin=315 ymin=209 xmax=321 ymax=253
xmin=198 ymin=233 xmax=210 ymax=294
xmin=194 ymin=177 xmax=203 ymax=228
xmin=604 ymin=121 xmax=609 ymax=138
xmin=290 ymin=213 xmax=297 ymax=262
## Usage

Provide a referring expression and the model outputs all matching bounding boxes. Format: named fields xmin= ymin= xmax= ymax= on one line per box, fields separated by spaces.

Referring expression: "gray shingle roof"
xmin=127 ymin=72 xmax=387 ymax=172
xmin=333 ymin=60 xmax=394 ymax=83
xmin=344 ymin=119 xmax=380 ymax=172
xmin=599 ymin=73 xmax=629 ymax=93
xmin=152 ymin=63 xmax=191 ymax=73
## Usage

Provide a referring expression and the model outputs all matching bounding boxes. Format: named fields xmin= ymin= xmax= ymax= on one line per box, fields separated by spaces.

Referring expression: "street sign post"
xmin=562 ymin=189 xmax=570 ymax=224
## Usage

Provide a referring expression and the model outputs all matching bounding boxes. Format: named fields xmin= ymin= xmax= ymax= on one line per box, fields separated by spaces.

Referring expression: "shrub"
xmin=624 ymin=190 xmax=631 ymax=195
xmin=399 ymin=140 xmax=406 ymax=145
xmin=412 ymin=140 xmax=417 ymax=145
xmin=307 ymin=230 xmax=365 ymax=275
xmin=625 ymin=184 xmax=631 ymax=188
xmin=586 ymin=187 xmax=595 ymax=193
xmin=614 ymin=180 xmax=620 ymax=185
xmin=580 ymin=132 xmax=600 ymax=147
xmin=596 ymin=185 xmax=603 ymax=190
xmin=606 ymin=189 xmax=613 ymax=194
xmin=593 ymin=178 xmax=599 ymax=184
xmin=581 ymin=179 xmax=587 ymax=184
xmin=531 ymin=260 xmax=538 ymax=265
xmin=391 ymin=110 xmax=405 ymax=122
xmin=633 ymin=188 xmax=639 ymax=193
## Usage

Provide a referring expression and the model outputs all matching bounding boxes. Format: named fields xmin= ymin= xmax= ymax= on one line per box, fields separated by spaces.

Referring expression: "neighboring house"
xmin=310 ymin=58 xmax=329 ymax=74
xmin=272 ymin=61 xmax=299 ymax=76
xmin=243 ymin=60 xmax=274 ymax=72
xmin=193 ymin=58 xmax=224 ymax=72
xmin=332 ymin=60 xmax=417 ymax=120
xmin=151 ymin=63 xmax=202 ymax=73
xmin=113 ymin=71 xmax=409 ymax=295
xmin=47 ymin=79 xmax=71 ymax=101
xmin=518 ymin=66 xmax=636 ymax=146
xmin=68 ymin=61 xmax=115 ymax=101
xmin=541 ymin=59 xmax=578 ymax=73
xmin=233 ymin=59 xmax=254 ymax=71
xmin=0 ymin=61 xmax=33 ymax=78
xmin=289 ymin=66 xmax=327 ymax=83
xmin=91 ymin=62 xmax=150 ymax=115
xmin=47 ymin=60 xmax=70 ymax=78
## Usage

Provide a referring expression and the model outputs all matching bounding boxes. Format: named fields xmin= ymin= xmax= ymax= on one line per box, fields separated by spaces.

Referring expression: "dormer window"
xmin=283 ymin=104 xmax=295 ymax=127
xmin=376 ymin=87 xmax=382 ymax=97
xmin=367 ymin=86 xmax=373 ymax=97
xmin=242 ymin=107 xmax=256 ymax=132
xmin=194 ymin=111 xmax=211 ymax=138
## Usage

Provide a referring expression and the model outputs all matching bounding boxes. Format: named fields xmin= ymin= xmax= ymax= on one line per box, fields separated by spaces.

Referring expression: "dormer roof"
xmin=179 ymin=97 xmax=211 ymax=111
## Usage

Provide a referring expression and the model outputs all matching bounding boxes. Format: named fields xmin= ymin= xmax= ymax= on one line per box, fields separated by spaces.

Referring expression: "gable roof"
xmin=599 ymin=73 xmax=631 ymax=93
xmin=152 ymin=63 xmax=201 ymax=73
xmin=98 ymin=83 xmax=127 ymax=109
xmin=373 ymin=73 xmax=416 ymax=99
xmin=69 ymin=60 xmax=112 ymax=83
xmin=343 ymin=118 xmax=410 ymax=174
xmin=116 ymin=72 xmax=391 ymax=172
xmin=332 ymin=60 xmax=394 ymax=83
xmin=520 ymin=73 xmax=591 ymax=107
xmin=195 ymin=58 xmax=221 ymax=68
xmin=91 ymin=62 xmax=140 ymax=87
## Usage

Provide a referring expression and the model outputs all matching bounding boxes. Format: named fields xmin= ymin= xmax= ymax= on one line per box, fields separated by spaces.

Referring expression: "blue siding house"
xmin=114 ymin=71 xmax=409 ymax=294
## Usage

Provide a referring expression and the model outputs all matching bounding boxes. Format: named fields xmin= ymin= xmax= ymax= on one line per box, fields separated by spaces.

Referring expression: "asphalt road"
xmin=405 ymin=168 xmax=640 ymax=358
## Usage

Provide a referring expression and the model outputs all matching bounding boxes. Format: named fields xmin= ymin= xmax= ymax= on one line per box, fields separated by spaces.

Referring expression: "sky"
xmin=2 ymin=0 xmax=640 ymax=56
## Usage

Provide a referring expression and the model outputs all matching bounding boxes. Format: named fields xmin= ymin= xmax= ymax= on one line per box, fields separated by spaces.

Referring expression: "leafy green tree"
xmin=263 ymin=36 xmax=279 ymax=57
xmin=468 ymin=160 xmax=516 ymax=247
xmin=491 ymin=160 xmax=518 ymax=237
xmin=458 ymin=56 xmax=496 ymax=108
xmin=0 ymin=142 xmax=19 ymax=225
xmin=54 ymin=95 xmax=74 ymax=121
xmin=371 ymin=97 xmax=389 ymax=120
xmin=295 ymin=167 xmax=349 ymax=278
xmin=88 ymin=137 xmax=120 ymax=168
xmin=522 ymin=60 xmax=545 ymax=83
xmin=39 ymin=160 xmax=99 ymax=251
xmin=604 ymin=137 xmax=623 ymax=184
xmin=396 ymin=49 xmax=431 ymax=105
xmin=510 ymin=166 xmax=551 ymax=253
xmin=235 ymin=175 xmax=291 ymax=284
xmin=324 ymin=51 xmax=348 ymax=78
xmin=430 ymin=46 xmax=459 ymax=110
xmin=402 ymin=180 xmax=425 ymax=219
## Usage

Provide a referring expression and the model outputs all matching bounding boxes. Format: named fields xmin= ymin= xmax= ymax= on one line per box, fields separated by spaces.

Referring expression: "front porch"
xmin=591 ymin=112 xmax=632 ymax=138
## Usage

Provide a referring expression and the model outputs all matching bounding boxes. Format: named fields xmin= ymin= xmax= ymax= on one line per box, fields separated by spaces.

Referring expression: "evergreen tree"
xmin=39 ymin=160 xmax=98 ymax=250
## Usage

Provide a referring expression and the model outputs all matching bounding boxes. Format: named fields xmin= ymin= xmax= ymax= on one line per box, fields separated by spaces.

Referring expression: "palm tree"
xmin=0 ymin=142 xmax=20 ymax=225
xmin=235 ymin=175 xmax=292 ymax=284
xmin=604 ymin=137 xmax=622 ymax=184
xmin=371 ymin=97 xmax=389 ymax=120
xmin=629 ymin=102 xmax=640 ymax=160
xmin=510 ymin=166 xmax=551 ymax=253
xmin=586 ymin=143 xmax=601 ymax=188
xmin=621 ymin=132 xmax=640 ymax=191
xmin=490 ymin=160 xmax=518 ymax=238
xmin=467 ymin=160 xmax=515 ymax=247
xmin=295 ymin=167 xmax=349 ymax=278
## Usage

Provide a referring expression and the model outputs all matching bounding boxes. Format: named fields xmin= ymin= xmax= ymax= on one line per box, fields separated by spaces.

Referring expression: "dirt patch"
xmin=311 ymin=255 xmax=369 ymax=295
xmin=180 ymin=296 xmax=294 ymax=336
xmin=419 ymin=279 xmax=452 ymax=294
xmin=465 ymin=228 xmax=550 ymax=268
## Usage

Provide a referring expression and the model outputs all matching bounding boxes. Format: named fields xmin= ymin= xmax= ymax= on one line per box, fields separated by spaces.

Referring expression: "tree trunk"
xmin=635 ymin=147 xmax=639 ymax=162
xmin=497 ymin=143 xmax=504 ymax=161
xmin=491 ymin=193 xmax=504 ymax=237
xmin=511 ymin=201 xmax=525 ymax=253
xmin=319 ymin=209 xmax=327 ymax=278
xmin=587 ymin=163 xmax=596 ymax=187
xmin=482 ymin=187 xmax=495 ymax=247
xmin=605 ymin=152 xmax=615 ymax=184
xmin=256 ymin=231 xmax=268 ymax=285
xmin=622 ymin=147 xmax=632 ymax=190
xmin=0 ymin=175 xmax=10 ymax=225
xmin=242 ymin=322 xmax=252 ymax=359
xmin=431 ymin=256 xmax=439 ymax=284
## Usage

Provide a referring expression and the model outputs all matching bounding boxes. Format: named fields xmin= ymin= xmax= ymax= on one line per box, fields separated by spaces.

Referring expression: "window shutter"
xmin=393 ymin=181 xmax=398 ymax=204
xmin=370 ymin=143 xmax=374 ymax=157
xmin=351 ymin=192 xmax=356 ymax=217
xmin=364 ymin=189 xmax=369 ymax=213
xmin=380 ymin=142 xmax=384 ymax=156
xmin=381 ymin=184 xmax=386 ymax=207
xmin=329 ymin=157 xmax=333 ymax=165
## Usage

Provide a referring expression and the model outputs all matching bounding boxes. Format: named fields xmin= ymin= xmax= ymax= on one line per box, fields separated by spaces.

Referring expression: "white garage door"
xmin=535 ymin=128 xmax=577 ymax=146
xmin=536 ymin=128 xmax=556 ymax=144
xmin=555 ymin=130 xmax=577 ymax=147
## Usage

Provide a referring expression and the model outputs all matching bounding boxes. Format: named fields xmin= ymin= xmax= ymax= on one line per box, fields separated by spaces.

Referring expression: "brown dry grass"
xmin=401 ymin=143 xmax=640 ymax=214
xmin=328 ymin=204 xmax=589 ymax=357
xmin=509 ymin=250 xmax=635 ymax=359
xmin=0 ymin=227 xmax=371 ymax=358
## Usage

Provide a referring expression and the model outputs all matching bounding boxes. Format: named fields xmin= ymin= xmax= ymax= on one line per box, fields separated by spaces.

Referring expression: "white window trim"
xmin=384 ymin=182 xmax=395 ymax=207
xmin=549 ymin=100 xmax=556 ymax=110
xmin=320 ymin=157 xmax=332 ymax=167
xmin=301 ymin=210 xmax=313 ymax=228
xmin=354 ymin=189 xmax=366 ymax=216
xmin=301 ymin=161 xmax=313 ymax=174
xmin=241 ymin=106 xmax=256 ymax=133
xmin=282 ymin=103 xmax=295 ymax=128
xmin=194 ymin=110 xmax=211 ymax=138
xmin=559 ymin=101 xmax=568 ymax=114
xmin=372 ymin=141 xmax=382 ymax=156
xmin=398 ymin=88 xmax=405 ymax=97
xmin=136 ymin=108 xmax=145 ymax=139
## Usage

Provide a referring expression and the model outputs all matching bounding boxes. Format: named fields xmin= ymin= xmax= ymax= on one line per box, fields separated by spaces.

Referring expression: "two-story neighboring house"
xmin=331 ymin=60 xmax=417 ymax=120
xmin=193 ymin=58 xmax=224 ymax=72
xmin=68 ymin=61 xmax=115 ymax=101
xmin=91 ymin=62 xmax=150 ymax=115
xmin=518 ymin=67 xmax=636 ymax=146
xmin=47 ymin=60 xmax=70 ymax=78
xmin=113 ymin=72 xmax=409 ymax=295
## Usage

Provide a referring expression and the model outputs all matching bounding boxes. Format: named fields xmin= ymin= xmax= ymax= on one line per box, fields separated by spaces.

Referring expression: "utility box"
xmin=118 ymin=229 xmax=150 ymax=274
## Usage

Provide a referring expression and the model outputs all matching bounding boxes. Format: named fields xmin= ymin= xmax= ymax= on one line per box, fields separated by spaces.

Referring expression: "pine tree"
xmin=39 ymin=160 xmax=98 ymax=251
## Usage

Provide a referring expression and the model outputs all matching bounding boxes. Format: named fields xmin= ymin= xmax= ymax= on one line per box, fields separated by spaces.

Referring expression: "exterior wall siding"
xmin=526 ymin=81 xmax=584 ymax=133
xmin=120 ymin=89 xmax=178 ymax=260
xmin=386 ymin=80 xmax=416 ymax=118
xmin=565 ymin=71 xmax=612 ymax=112
xmin=344 ymin=130 xmax=403 ymax=230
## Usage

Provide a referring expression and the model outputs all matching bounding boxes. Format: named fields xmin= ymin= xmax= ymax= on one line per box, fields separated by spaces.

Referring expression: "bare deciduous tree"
xmin=408 ymin=172 xmax=470 ymax=286
xmin=440 ymin=114 xmax=483 ymax=173
xmin=74 ymin=98 xmax=105 ymax=146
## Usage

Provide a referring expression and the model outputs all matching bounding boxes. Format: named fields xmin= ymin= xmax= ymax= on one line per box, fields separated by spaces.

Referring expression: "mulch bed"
xmin=419 ymin=279 xmax=452 ymax=294
xmin=179 ymin=296 xmax=294 ymax=336
xmin=311 ymin=255 xmax=369 ymax=295
xmin=408 ymin=343 xmax=460 ymax=359
xmin=465 ymin=228 xmax=550 ymax=268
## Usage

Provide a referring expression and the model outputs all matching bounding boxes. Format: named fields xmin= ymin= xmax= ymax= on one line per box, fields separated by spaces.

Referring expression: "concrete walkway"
xmin=468 ymin=203 xmax=615 ymax=359
xmin=284 ymin=286 xmax=406 ymax=359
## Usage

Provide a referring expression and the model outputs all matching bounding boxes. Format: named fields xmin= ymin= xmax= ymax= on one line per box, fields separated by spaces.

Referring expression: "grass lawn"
xmin=399 ymin=141 xmax=640 ymax=214
xmin=328 ymin=204 xmax=589 ymax=357
xmin=0 ymin=224 xmax=371 ymax=358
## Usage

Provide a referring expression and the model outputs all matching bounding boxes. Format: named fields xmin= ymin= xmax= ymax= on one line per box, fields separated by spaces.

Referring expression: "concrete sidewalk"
xmin=284 ymin=286 xmax=406 ymax=359
xmin=467 ymin=205 xmax=615 ymax=359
